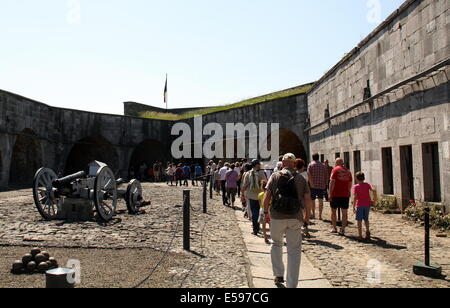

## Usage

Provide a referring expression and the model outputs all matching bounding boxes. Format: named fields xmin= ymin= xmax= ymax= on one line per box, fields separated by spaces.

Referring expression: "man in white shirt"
xmin=219 ymin=163 xmax=230 ymax=206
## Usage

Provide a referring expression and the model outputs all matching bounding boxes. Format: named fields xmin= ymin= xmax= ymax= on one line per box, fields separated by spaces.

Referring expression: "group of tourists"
xmin=165 ymin=162 xmax=204 ymax=187
xmin=156 ymin=153 xmax=377 ymax=288
xmin=130 ymin=162 xmax=165 ymax=182
xmin=262 ymin=153 xmax=378 ymax=288
xmin=207 ymin=153 xmax=378 ymax=288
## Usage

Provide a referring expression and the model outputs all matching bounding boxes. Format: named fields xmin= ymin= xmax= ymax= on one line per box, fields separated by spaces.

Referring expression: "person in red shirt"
xmin=329 ymin=158 xmax=353 ymax=235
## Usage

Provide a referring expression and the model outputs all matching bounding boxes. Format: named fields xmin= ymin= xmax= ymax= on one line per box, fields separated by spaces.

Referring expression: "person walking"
xmin=166 ymin=163 xmax=175 ymax=186
xmin=242 ymin=160 xmax=267 ymax=235
xmin=182 ymin=164 xmax=190 ymax=186
xmin=190 ymin=163 xmax=197 ymax=186
xmin=307 ymin=153 xmax=329 ymax=220
xmin=235 ymin=162 xmax=242 ymax=197
xmin=219 ymin=163 xmax=230 ymax=206
xmin=329 ymin=158 xmax=353 ymax=235
xmin=240 ymin=163 xmax=253 ymax=220
xmin=153 ymin=162 xmax=161 ymax=182
xmin=175 ymin=164 xmax=184 ymax=187
xmin=194 ymin=163 xmax=203 ymax=186
xmin=352 ymin=172 xmax=378 ymax=241
xmin=324 ymin=160 xmax=333 ymax=201
xmin=274 ymin=161 xmax=283 ymax=173
xmin=258 ymin=180 xmax=271 ymax=244
xmin=225 ymin=164 xmax=239 ymax=208
xmin=263 ymin=153 xmax=311 ymax=288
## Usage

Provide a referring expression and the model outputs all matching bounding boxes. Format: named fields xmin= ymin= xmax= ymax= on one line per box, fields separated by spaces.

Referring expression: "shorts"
xmin=331 ymin=197 xmax=350 ymax=210
xmin=356 ymin=207 xmax=371 ymax=221
xmin=311 ymin=189 xmax=327 ymax=200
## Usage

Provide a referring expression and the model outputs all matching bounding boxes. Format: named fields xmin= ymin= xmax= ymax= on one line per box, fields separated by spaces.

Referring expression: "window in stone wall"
xmin=320 ymin=154 xmax=325 ymax=163
xmin=382 ymin=147 xmax=394 ymax=195
xmin=324 ymin=105 xmax=330 ymax=120
xmin=344 ymin=152 xmax=350 ymax=170
xmin=353 ymin=151 xmax=362 ymax=185
xmin=400 ymin=145 xmax=414 ymax=207
xmin=353 ymin=151 xmax=361 ymax=173
xmin=364 ymin=80 xmax=372 ymax=100
xmin=422 ymin=143 xmax=441 ymax=203
xmin=335 ymin=153 xmax=341 ymax=160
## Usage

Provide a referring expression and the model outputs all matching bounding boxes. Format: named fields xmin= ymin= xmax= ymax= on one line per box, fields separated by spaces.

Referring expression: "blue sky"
xmin=0 ymin=0 xmax=405 ymax=115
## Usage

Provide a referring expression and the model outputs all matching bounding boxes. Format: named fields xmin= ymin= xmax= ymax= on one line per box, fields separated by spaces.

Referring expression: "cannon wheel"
xmin=94 ymin=166 xmax=118 ymax=221
xmin=126 ymin=179 xmax=143 ymax=214
xmin=33 ymin=168 xmax=59 ymax=220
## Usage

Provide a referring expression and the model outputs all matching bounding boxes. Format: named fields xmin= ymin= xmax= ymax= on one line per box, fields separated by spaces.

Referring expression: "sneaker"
xmin=330 ymin=229 xmax=338 ymax=234
xmin=274 ymin=277 xmax=285 ymax=284
xmin=365 ymin=231 xmax=371 ymax=241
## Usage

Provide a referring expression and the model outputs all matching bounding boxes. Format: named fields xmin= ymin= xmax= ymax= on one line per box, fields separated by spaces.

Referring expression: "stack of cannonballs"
xmin=11 ymin=248 xmax=59 ymax=275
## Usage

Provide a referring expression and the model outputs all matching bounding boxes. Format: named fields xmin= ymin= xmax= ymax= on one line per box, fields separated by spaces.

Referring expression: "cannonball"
xmin=12 ymin=260 xmax=24 ymax=272
xmin=35 ymin=253 xmax=48 ymax=264
xmin=48 ymin=257 xmax=58 ymax=268
xmin=46 ymin=261 xmax=53 ymax=269
xmin=26 ymin=261 xmax=37 ymax=272
xmin=30 ymin=248 xmax=41 ymax=257
xmin=22 ymin=254 xmax=33 ymax=265
xmin=38 ymin=262 xmax=49 ymax=273
xmin=41 ymin=251 xmax=50 ymax=260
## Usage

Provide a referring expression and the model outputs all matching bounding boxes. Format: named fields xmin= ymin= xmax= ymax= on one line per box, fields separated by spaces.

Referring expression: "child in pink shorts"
xmin=352 ymin=172 xmax=377 ymax=241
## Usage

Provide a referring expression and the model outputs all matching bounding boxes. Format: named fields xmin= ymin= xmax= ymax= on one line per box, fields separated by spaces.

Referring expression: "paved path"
xmin=235 ymin=210 xmax=332 ymax=288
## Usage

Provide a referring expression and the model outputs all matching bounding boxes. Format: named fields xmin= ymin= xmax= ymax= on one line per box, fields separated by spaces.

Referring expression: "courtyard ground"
xmin=0 ymin=183 xmax=448 ymax=288
xmin=302 ymin=203 xmax=449 ymax=288
xmin=0 ymin=183 xmax=248 ymax=288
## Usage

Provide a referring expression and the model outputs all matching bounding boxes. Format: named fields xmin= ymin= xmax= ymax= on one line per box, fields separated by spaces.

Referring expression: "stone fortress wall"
xmin=0 ymin=0 xmax=448 ymax=210
xmin=307 ymin=0 xmax=449 ymax=210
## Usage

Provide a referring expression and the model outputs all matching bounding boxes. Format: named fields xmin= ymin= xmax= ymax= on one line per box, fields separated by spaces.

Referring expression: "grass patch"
xmin=140 ymin=83 xmax=313 ymax=121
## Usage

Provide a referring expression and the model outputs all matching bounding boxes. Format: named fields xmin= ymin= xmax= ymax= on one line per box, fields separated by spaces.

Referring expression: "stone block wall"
xmin=307 ymin=0 xmax=450 ymax=211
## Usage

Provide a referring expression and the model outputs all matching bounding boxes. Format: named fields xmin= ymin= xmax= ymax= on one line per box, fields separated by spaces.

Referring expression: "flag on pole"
xmin=163 ymin=74 xmax=168 ymax=105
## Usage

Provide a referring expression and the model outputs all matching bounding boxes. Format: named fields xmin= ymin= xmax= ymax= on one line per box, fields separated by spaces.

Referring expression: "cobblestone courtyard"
xmin=303 ymin=204 xmax=449 ymax=288
xmin=0 ymin=183 xmax=249 ymax=288
xmin=0 ymin=183 xmax=448 ymax=288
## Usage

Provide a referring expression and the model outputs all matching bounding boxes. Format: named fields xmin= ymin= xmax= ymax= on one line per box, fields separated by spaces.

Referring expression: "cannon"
xmin=32 ymin=161 xmax=144 ymax=222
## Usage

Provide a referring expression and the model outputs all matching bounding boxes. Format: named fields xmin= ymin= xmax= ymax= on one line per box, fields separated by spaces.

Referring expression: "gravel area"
xmin=0 ymin=183 xmax=249 ymax=288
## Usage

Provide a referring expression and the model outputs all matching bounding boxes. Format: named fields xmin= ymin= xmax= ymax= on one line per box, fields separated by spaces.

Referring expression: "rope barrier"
xmin=134 ymin=177 xmax=217 ymax=288
xmin=132 ymin=202 xmax=184 ymax=289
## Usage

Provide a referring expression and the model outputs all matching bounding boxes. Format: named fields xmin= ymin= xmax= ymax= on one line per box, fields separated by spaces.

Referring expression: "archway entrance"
xmin=261 ymin=129 xmax=307 ymax=162
xmin=129 ymin=139 xmax=167 ymax=180
xmin=65 ymin=136 xmax=119 ymax=175
xmin=9 ymin=129 xmax=43 ymax=186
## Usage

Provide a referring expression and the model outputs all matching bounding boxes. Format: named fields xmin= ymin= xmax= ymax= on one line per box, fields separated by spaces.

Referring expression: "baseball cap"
xmin=282 ymin=153 xmax=296 ymax=162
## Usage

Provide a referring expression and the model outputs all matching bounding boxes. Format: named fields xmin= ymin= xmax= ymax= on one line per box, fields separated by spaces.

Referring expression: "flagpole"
xmin=165 ymin=73 xmax=168 ymax=111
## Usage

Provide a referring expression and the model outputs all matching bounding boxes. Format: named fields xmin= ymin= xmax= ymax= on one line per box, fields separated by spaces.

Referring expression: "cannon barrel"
xmin=53 ymin=171 xmax=87 ymax=188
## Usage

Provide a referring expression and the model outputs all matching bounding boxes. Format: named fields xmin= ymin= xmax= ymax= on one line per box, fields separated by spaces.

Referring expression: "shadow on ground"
xmin=305 ymin=239 xmax=344 ymax=250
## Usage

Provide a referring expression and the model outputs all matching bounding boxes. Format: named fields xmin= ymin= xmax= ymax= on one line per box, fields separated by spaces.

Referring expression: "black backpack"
xmin=272 ymin=170 xmax=302 ymax=215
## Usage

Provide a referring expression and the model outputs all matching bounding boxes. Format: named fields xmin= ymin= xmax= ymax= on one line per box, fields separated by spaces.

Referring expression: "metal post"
xmin=209 ymin=173 xmax=213 ymax=200
xmin=183 ymin=190 xmax=190 ymax=251
xmin=203 ymin=178 xmax=207 ymax=214
xmin=413 ymin=205 xmax=442 ymax=278
xmin=425 ymin=207 xmax=430 ymax=266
